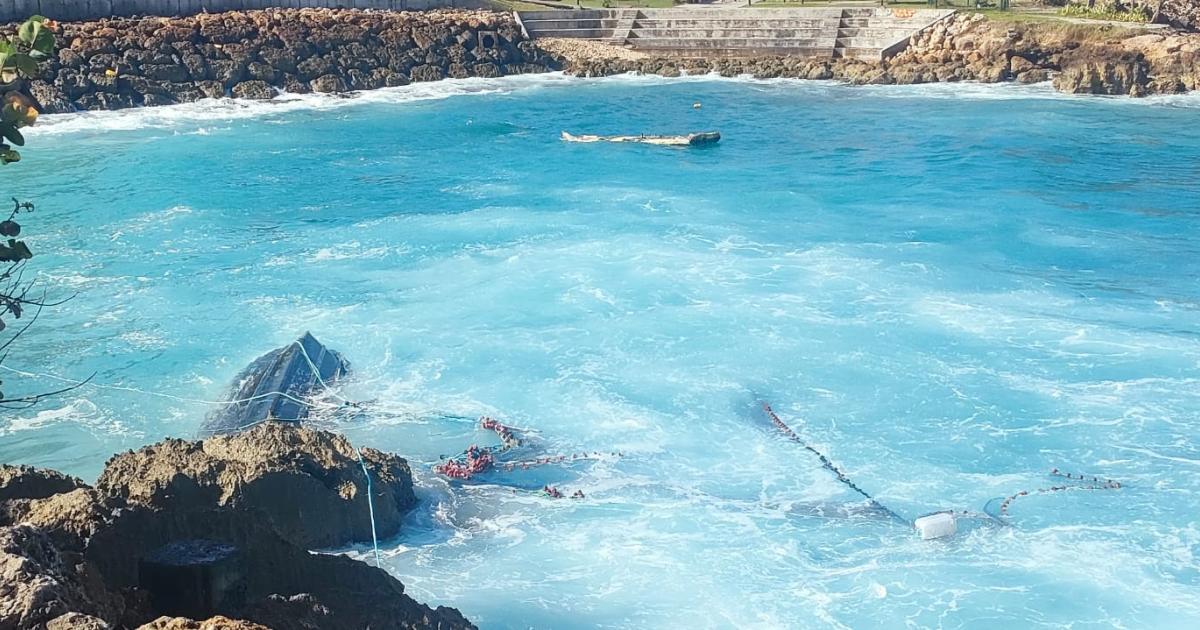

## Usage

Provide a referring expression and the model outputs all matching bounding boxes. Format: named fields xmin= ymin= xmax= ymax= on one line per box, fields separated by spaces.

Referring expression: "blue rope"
xmin=356 ymin=447 xmax=382 ymax=568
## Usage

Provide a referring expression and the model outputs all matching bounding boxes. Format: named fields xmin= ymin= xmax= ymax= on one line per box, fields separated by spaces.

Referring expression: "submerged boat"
xmin=199 ymin=332 xmax=350 ymax=436
xmin=561 ymin=130 xmax=720 ymax=147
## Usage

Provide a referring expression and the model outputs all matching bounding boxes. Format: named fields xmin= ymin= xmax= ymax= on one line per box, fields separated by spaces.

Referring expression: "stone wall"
xmin=2 ymin=0 xmax=484 ymax=24
xmin=20 ymin=9 xmax=560 ymax=113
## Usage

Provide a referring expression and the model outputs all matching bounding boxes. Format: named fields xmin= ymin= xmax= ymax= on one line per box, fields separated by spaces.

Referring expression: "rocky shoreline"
xmin=1 ymin=424 xmax=474 ymax=630
xmin=552 ymin=13 xmax=1200 ymax=97
xmin=16 ymin=8 xmax=559 ymax=113
xmin=6 ymin=8 xmax=1200 ymax=114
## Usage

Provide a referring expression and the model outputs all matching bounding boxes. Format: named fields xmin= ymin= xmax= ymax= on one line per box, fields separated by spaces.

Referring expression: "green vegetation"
xmin=1058 ymin=2 xmax=1150 ymax=22
xmin=0 ymin=16 xmax=53 ymax=166
xmin=0 ymin=16 xmax=73 ymax=407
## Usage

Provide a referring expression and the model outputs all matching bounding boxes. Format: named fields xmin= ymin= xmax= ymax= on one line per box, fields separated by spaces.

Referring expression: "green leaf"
xmin=13 ymin=55 xmax=36 ymax=77
xmin=0 ymin=51 xmax=9 ymax=70
xmin=17 ymin=20 xmax=36 ymax=45
xmin=0 ymin=239 xmax=32 ymax=261
xmin=2 ymin=126 xmax=23 ymax=147
xmin=32 ymin=30 xmax=54 ymax=55
xmin=12 ymin=55 xmax=36 ymax=78
xmin=0 ymin=148 xmax=19 ymax=164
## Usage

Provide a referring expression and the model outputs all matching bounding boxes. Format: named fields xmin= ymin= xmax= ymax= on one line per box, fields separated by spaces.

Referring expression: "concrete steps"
xmin=518 ymin=8 xmax=955 ymax=60
xmin=612 ymin=9 xmax=639 ymax=44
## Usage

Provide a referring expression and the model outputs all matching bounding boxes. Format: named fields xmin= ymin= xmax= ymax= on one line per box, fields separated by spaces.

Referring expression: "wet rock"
xmin=409 ymin=64 xmax=445 ymax=83
xmin=1054 ymin=53 xmax=1149 ymax=96
xmin=309 ymin=73 xmax=347 ymax=93
xmin=281 ymin=74 xmax=311 ymax=94
xmin=231 ymin=80 xmax=274 ymax=100
xmin=195 ymin=81 xmax=227 ymax=100
xmin=96 ymin=424 xmax=416 ymax=549
xmin=1017 ymin=68 xmax=1051 ymax=84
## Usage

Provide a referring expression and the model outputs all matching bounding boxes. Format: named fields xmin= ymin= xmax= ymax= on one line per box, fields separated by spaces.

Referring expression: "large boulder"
xmin=1054 ymin=52 xmax=1150 ymax=96
xmin=1 ymin=426 xmax=471 ymax=630
xmin=96 ymin=424 xmax=417 ymax=549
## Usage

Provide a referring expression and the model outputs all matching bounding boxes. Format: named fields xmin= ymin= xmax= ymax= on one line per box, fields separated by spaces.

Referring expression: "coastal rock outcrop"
xmin=97 ymin=423 xmax=417 ymax=549
xmin=137 ymin=616 xmax=268 ymax=630
xmin=552 ymin=12 xmax=1200 ymax=97
xmin=10 ymin=8 xmax=559 ymax=113
xmin=0 ymin=429 xmax=471 ymax=630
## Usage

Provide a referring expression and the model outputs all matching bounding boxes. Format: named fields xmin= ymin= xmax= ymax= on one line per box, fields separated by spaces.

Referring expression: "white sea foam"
xmin=32 ymin=71 xmax=1199 ymax=139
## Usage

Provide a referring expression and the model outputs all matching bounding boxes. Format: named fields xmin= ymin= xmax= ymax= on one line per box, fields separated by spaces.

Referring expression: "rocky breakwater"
xmin=17 ymin=8 xmax=559 ymax=113
xmin=0 ymin=423 xmax=474 ymax=630
xmin=553 ymin=13 xmax=1200 ymax=97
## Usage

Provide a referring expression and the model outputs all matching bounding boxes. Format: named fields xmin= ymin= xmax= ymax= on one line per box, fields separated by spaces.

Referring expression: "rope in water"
xmin=762 ymin=402 xmax=909 ymax=525
xmin=989 ymin=468 xmax=1123 ymax=520
xmin=356 ymin=447 xmax=382 ymax=568
xmin=434 ymin=416 xmax=623 ymax=481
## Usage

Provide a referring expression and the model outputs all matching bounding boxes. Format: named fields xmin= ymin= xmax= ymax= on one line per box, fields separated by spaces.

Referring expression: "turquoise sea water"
xmin=4 ymin=74 xmax=1200 ymax=628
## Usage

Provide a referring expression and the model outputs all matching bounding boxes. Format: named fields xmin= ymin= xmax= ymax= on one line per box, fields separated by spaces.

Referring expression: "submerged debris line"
xmin=762 ymin=402 xmax=908 ymax=525
xmin=990 ymin=468 xmax=1123 ymax=519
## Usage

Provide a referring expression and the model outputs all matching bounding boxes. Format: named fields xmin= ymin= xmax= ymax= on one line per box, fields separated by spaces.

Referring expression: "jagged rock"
xmin=195 ymin=81 xmax=227 ymax=100
xmin=209 ymin=60 xmax=246 ymax=87
xmin=409 ymin=64 xmax=444 ymax=82
xmin=309 ymin=74 xmax=347 ymax=93
xmin=0 ymin=525 xmax=93 ymax=628
xmin=281 ymin=74 xmax=311 ymax=94
xmin=1 ymin=488 xmax=113 ymax=550
xmin=1054 ymin=54 xmax=1149 ymax=96
xmin=0 ymin=426 xmax=471 ymax=629
xmin=231 ymin=80 xmax=274 ymax=100
xmin=48 ymin=612 xmax=112 ymax=629
xmin=25 ymin=80 xmax=75 ymax=113
xmin=0 ymin=465 xmax=85 ymax=503
xmin=136 ymin=615 xmax=268 ymax=630
xmin=296 ymin=55 xmax=335 ymax=81
xmin=142 ymin=64 xmax=191 ymax=83
xmin=96 ymin=424 xmax=416 ymax=549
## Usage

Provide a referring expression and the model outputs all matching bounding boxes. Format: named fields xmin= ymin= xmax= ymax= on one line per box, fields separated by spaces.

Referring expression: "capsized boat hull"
xmin=199 ymin=332 xmax=349 ymax=436
xmin=561 ymin=130 xmax=720 ymax=147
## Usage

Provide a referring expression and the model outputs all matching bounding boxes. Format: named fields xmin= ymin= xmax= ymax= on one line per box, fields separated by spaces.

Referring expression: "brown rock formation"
xmin=555 ymin=12 xmax=1200 ymax=97
xmin=0 ymin=429 xmax=473 ymax=630
xmin=96 ymin=423 xmax=416 ymax=549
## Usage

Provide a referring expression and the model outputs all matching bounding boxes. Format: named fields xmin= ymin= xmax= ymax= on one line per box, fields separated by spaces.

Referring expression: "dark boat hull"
xmin=199 ymin=332 xmax=349 ymax=436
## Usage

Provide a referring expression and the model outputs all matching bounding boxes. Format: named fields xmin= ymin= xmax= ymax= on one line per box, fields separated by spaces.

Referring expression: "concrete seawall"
xmin=1 ymin=0 xmax=483 ymax=24
xmin=518 ymin=7 xmax=956 ymax=60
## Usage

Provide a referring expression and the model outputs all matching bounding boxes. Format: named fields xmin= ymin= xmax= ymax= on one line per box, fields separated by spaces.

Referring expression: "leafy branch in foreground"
xmin=0 ymin=16 xmax=82 ymax=408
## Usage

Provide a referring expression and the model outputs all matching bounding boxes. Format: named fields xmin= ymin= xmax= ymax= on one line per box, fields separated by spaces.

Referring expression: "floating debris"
xmin=561 ymin=130 xmax=720 ymax=147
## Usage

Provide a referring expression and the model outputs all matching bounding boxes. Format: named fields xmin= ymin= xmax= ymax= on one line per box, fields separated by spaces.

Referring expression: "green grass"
xmin=1058 ymin=4 xmax=1149 ymax=23
xmin=490 ymin=0 xmax=561 ymax=10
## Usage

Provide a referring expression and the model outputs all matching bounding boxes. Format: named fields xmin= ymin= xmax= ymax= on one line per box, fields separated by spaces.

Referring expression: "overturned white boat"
xmin=561 ymin=130 xmax=720 ymax=147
